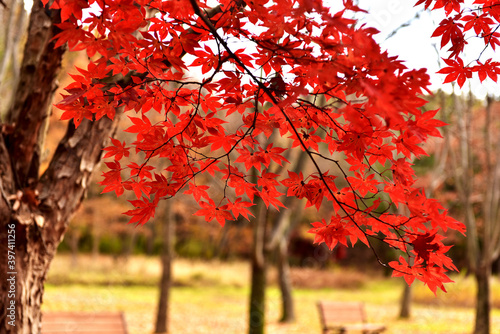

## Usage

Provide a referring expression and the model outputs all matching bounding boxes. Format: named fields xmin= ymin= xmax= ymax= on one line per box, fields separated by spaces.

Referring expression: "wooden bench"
xmin=42 ymin=312 xmax=128 ymax=334
xmin=317 ymin=301 xmax=386 ymax=334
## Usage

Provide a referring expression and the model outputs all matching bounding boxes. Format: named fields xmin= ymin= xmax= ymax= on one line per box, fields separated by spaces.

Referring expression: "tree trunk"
xmin=248 ymin=205 xmax=268 ymax=334
xmin=0 ymin=117 xmax=119 ymax=334
xmin=0 ymin=2 xmax=120 ymax=332
xmin=154 ymin=200 xmax=175 ymax=334
xmin=249 ymin=255 xmax=267 ymax=334
xmin=473 ymin=265 xmax=491 ymax=334
xmin=399 ymin=283 xmax=412 ymax=319
xmin=265 ymin=151 xmax=306 ymax=326
xmin=0 ymin=219 xmax=53 ymax=333
xmin=277 ymin=237 xmax=294 ymax=323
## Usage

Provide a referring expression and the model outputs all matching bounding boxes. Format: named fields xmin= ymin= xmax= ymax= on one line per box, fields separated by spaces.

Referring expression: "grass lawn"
xmin=41 ymin=255 xmax=500 ymax=334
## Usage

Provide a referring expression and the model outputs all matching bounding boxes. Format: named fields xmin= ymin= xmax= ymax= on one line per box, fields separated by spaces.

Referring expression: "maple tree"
xmin=46 ymin=0 xmax=468 ymax=295
xmin=7 ymin=0 xmax=499 ymax=332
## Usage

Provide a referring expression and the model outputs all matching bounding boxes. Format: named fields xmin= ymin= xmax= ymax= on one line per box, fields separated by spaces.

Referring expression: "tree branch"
xmin=5 ymin=0 xmax=65 ymax=187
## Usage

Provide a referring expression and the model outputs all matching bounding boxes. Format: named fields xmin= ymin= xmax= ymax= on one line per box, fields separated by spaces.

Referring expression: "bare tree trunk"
xmin=277 ymin=236 xmax=294 ymax=323
xmin=0 ymin=1 xmax=121 ymax=332
xmin=248 ymin=203 xmax=268 ymax=334
xmin=474 ymin=265 xmax=491 ymax=334
xmin=0 ymin=116 xmax=119 ymax=334
xmin=265 ymin=151 xmax=306 ymax=325
xmin=155 ymin=200 xmax=175 ymax=334
xmin=215 ymin=222 xmax=230 ymax=260
xmin=249 ymin=256 xmax=267 ymax=334
xmin=444 ymin=92 xmax=500 ymax=334
xmin=399 ymin=283 xmax=412 ymax=319
xmin=270 ymin=200 xmax=302 ymax=324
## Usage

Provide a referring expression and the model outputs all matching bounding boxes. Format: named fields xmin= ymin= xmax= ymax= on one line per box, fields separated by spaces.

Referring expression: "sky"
xmin=354 ymin=0 xmax=499 ymax=99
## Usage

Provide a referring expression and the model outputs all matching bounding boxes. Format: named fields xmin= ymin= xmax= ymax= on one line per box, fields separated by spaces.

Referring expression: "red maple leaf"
xmin=226 ymin=198 xmax=254 ymax=221
xmin=411 ymin=231 xmax=441 ymax=263
xmin=194 ymin=200 xmax=232 ymax=227
xmin=308 ymin=216 xmax=349 ymax=250
xmin=184 ymin=182 xmax=211 ymax=203
xmin=99 ymin=161 xmax=124 ymax=197
xmin=103 ymin=138 xmax=130 ymax=161
xmin=124 ymin=197 xmax=157 ymax=226
xmin=437 ymin=57 xmax=472 ymax=87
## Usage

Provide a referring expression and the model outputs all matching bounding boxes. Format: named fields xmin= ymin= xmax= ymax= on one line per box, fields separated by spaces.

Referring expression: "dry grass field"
xmin=41 ymin=255 xmax=500 ymax=334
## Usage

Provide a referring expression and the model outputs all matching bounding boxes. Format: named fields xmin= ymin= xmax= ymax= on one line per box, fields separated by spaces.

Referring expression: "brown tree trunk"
xmin=0 ymin=117 xmax=119 ymax=334
xmin=248 ymin=204 xmax=268 ymax=334
xmin=399 ymin=283 xmax=412 ymax=319
xmin=121 ymin=230 xmax=137 ymax=263
xmin=249 ymin=256 xmax=267 ymax=334
xmin=0 ymin=2 xmax=120 ymax=332
xmin=0 ymin=2 xmax=243 ymax=333
xmin=473 ymin=265 xmax=491 ymax=334
xmin=277 ymin=237 xmax=294 ymax=323
xmin=155 ymin=200 xmax=175 ymax=334
xmin=0 ymin=217 xmax=53 ymax=334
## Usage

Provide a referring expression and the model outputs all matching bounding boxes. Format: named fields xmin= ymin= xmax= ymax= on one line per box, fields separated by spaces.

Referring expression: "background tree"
xmin=399 ymin=90 xmax=450 ymax=319
xmin=437 ymin=92 xmax=500 ymax=334
xmin=0 ymin=0 xmax=27 ymax=115
xmin=416 ymin=2 xmax=500 ymax=332
xmin=247 ymin=141 xmax=305 ymax=334
xmin=154 ymin=199 xmax=176 ymax=334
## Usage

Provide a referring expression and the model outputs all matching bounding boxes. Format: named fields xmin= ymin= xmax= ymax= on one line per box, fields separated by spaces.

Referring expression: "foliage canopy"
xmin=46 ymin=0 xmax=500 ymax=293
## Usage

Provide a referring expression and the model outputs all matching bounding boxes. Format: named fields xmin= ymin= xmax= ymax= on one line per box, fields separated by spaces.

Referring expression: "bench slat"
xmin=42 ymin=312 xmax=128 ymax=334
xmin=317 ymin=301 xmax=386 ymax=334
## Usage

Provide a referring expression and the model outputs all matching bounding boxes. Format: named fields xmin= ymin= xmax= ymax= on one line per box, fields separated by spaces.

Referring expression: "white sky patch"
xmin=355 ymin=0 xmax=499 ymax=99
xmin=23 ymin=0 xmax=32 ymax=12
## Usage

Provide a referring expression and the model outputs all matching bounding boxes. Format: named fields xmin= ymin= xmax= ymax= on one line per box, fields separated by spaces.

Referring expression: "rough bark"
xmin=5 ymin=0 xmax=66 ymax=188
xmin=1 ymin=116 xmax=119 ymax=333
xmin=0 ymin=2 xmax=120 ymax=333
xmin=155 ymin=200 xmax=175 ymax=334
